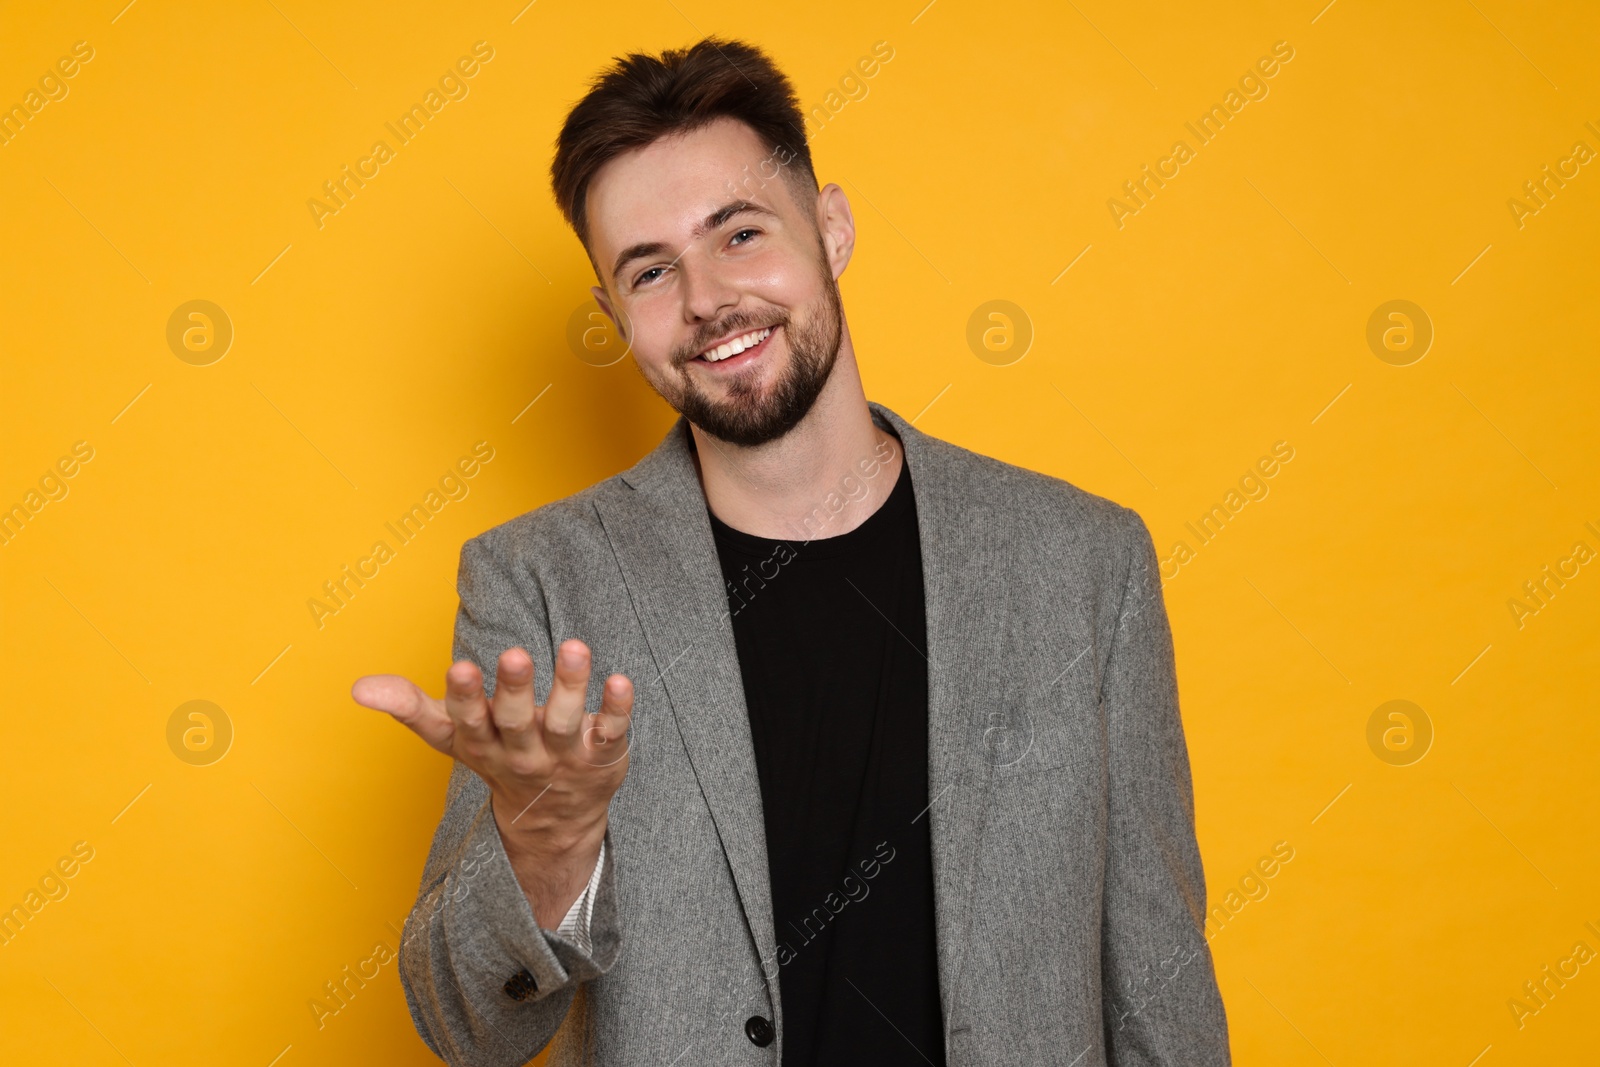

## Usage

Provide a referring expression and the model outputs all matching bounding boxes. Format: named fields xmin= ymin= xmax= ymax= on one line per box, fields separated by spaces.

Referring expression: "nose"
xmin=678 ymin=247 xmax=739 ymax=328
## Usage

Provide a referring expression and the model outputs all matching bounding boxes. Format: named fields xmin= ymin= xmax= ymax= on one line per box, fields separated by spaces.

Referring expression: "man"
xmin=352 ymin=36 xmax=1229 ymax=1067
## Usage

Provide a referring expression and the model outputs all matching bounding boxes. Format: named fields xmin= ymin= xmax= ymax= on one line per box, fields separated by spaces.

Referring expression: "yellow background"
xmin=2 ymin=0 xmax=1596 ymax=1063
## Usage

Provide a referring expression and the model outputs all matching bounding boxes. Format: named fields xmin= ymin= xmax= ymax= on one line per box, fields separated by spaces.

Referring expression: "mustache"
xmin=676 ymin=311 xmax=788 ymax=365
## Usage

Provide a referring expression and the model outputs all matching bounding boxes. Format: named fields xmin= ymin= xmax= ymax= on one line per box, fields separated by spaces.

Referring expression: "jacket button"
xmin=744 ymin=1014 xmax=774 ymax=1046
xmin=503 ymin=968 xmax=538 ymax=1001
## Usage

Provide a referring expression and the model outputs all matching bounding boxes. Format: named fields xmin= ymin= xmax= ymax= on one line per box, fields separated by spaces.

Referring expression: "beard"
xmin=649 ymin=257 xmax=844 ymax=448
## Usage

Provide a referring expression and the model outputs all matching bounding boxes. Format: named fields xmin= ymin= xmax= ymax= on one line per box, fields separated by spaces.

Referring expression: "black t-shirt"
xmin=708 ymin=451 xmax=946 ymax=1066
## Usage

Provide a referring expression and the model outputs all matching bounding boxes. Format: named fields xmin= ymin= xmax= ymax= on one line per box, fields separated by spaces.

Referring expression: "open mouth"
xmin=692 ymin=325 xmax=776 ymax=370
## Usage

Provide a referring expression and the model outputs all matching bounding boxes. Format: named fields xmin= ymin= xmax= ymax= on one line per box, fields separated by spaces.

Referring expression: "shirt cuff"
xmin=552 ymin=838 xmax=605 ymax=956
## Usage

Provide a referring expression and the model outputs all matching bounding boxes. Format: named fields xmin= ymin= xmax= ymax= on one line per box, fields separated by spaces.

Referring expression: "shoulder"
xmin=455 ymin=477 xmax=619 ymax=581
xmin=913 ymin=429 xmax=1152 ymax=568
xmin=911 ymin=432 xmax=1165 ymax=640
xmin=458 ymin=415 xmax=694 ymax=574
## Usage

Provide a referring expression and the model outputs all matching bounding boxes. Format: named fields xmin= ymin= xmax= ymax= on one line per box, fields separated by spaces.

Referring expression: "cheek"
xmin=739 ymin=243 xmax=824 ymax=308
xmin=621 ymin=300 xmax=690 ymax=372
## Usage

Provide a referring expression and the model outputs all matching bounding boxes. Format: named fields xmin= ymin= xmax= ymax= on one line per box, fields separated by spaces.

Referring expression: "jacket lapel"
xmin=590 ymin=419 xmax=782 ymax=993
xmin=592 ymin=402 xmax=992 ymax=1026
xmin=871 ymin=402 xmax=995 ymax=1022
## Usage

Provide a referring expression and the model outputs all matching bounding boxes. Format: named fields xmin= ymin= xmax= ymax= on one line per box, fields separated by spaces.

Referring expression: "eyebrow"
xmin=610 ymin=200 xmax=781 ymax=284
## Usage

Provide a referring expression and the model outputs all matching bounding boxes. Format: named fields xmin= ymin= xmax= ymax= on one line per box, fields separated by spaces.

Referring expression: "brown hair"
xmin=550 ymin=37 xmax=817 ymax=265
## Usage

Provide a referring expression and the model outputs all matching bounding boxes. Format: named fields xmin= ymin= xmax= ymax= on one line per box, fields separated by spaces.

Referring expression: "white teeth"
xmin=701 ymin=327 xmax=772 ymax=362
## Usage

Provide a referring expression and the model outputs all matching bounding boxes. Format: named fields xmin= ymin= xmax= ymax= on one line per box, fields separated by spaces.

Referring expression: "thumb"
xmin=352 ymin=674 xmax=455 ymax=755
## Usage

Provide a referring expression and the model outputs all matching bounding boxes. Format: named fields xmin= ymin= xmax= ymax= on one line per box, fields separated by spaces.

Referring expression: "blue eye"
xmin=730 ymin=228 xmax=759 ymax=245
xmin=635 ymin=266 xmax=664 ymax=286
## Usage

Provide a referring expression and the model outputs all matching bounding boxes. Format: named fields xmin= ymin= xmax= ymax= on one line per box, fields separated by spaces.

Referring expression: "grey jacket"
xmin=398 ymin=401 xmax=1230 ymax=1066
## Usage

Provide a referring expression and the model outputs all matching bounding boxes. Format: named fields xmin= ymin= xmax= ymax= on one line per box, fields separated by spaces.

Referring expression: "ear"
xmin=814 ymin=183 xmax=856 ymax=280
xmin=589 ymin=285 xmax=633 ymax=342
xmin=590 ymin=284 xmax=624 ymax=339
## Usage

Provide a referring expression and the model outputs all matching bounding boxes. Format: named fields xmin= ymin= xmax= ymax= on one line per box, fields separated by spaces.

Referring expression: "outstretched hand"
xmin=353 ymin=639 xmax=633 ymax=926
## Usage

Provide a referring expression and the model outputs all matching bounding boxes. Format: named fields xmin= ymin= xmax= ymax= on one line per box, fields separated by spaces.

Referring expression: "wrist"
xmin=490 ymin=806 xmax=606 ymax=930
xmin=491 ymin=794 xmax=606 ymax=862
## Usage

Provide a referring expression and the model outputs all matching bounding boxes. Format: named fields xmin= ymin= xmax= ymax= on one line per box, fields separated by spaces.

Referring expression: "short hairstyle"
xmin=550 ymin=37 xmax=818 ymax=268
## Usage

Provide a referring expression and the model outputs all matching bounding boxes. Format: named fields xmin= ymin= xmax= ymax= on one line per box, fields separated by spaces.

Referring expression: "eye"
xmin=634 ymin=265 xmax=666 ymax=287
xmin=729 ymin=227 xmax=760 ymax=246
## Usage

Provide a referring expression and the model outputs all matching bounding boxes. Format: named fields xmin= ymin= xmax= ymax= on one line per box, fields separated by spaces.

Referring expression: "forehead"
xmin=585 ymin=118 xmax=786 ymax=257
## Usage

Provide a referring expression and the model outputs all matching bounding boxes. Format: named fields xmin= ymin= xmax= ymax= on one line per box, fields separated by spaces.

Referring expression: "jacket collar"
xmin=591 ymin=400 xmax=994 ymax=1023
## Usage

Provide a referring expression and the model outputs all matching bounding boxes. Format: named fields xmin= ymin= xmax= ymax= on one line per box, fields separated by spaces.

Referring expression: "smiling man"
xmin=353 ymin=36 xmax=1229 ymax=1067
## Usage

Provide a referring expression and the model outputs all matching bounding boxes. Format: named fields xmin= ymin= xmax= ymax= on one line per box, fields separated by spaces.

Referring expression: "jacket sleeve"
xmin=398 ymin=533 xmax=623 ymax=1067
xmin=1099 ymin=509 xmax=1231 ymax=1065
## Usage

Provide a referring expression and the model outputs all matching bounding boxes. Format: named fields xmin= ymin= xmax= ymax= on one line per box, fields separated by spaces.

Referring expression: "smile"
xmin=696 ymin=326 xmax=774 ymax=364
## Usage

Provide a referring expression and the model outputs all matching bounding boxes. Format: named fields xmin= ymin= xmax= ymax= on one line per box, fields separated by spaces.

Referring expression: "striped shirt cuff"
xmin=552 ymin=838 xmax=605 ymax=956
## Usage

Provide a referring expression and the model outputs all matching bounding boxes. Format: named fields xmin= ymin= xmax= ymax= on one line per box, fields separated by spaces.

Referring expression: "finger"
xmin=351 ymin=674 xmax=454 ymax=755
xmin=541 ymin=639 xmax=593 ymax=747
xmin=443 ymin=659 xmax=498 ymax=746
xmin=582 ymin=673 xmax=634 ymax=764
xmin=490 ymin=647 xmax=538 ymax=749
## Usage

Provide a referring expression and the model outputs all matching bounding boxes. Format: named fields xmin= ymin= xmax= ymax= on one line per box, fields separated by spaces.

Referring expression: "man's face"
xmin=585 ymin=117 xmax=848 ymax=447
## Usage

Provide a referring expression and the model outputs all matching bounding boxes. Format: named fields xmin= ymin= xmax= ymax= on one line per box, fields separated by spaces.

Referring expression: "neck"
xmin=689 ymin=327 xmax=903 ymax=541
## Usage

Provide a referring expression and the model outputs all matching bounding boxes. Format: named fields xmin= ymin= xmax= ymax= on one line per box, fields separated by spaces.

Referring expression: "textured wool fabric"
xmin=398 ymin=402 xmax=1231 ymax=1066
